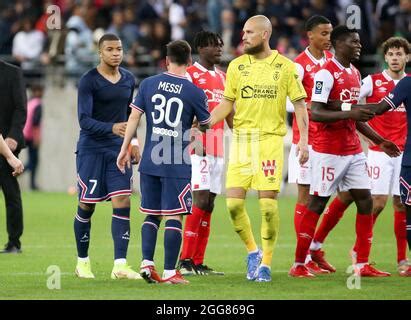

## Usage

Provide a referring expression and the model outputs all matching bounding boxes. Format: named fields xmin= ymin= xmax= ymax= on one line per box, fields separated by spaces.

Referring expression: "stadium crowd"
xmin=0 ymin=0 xmax=410 ymax=83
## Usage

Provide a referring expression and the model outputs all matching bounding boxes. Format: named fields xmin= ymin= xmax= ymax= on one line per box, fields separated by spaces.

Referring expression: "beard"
xmin=244 ymin=42 xmax=264 ymax=55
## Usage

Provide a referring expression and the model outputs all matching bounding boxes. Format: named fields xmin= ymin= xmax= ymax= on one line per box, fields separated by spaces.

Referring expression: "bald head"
xmin=245 ymin=15 xmax=272 ymax=38
xmin=242 ymin=15 xmax=272 ymax=55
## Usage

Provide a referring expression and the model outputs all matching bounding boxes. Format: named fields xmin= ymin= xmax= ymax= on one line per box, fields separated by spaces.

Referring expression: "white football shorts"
xmin=191 ymin=154 xmax=225 ymax=194
xmin=288 ymin=144 xmax=313 ymax=185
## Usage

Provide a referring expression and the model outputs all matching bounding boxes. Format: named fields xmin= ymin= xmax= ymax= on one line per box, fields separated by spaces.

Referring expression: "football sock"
xmin=112 ymin=208 xmax=130 ymax=260
xmin=193 ymin=210 xmax=212 ymax=265
xmin=295 ymin=207 xmax=320 ymax=263
xmin=355 ymin=213 xmax=373 ymax=264
xmin=180 ymin=205 xmax=203 ymax=260
xmin=226 ymin=198 xmax=257 ymax=252
xmin=394 ymin=211 xmax=407 ymax=263
xmin=313 ymin=197 xmax=348 ymax=244
xmin=259 ymin=198 xmax=279 ymax=266
xmin=74 ymin=206 xmax=94 ymax=258
xmin=164 ymin=219 xmax=183 ymax=270
xmin=406 ymin=212 xmax=411 ymax=253
xmin=294 ymin=203 xmax=306 ymax=235
xmin=141 ymin=215 xmax=160 ymax=261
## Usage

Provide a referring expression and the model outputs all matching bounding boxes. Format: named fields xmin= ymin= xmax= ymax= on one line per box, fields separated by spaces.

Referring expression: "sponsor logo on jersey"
xmin=334 ymin=71 xmax=343 ymax=79
xmin=238 ymin=64 xmax=245 ymax=71
xmin=273 ymin=71 xmax=280 ymax=81
xmin=262 ymin=160 xmax=276 ymax=177
xmin=306 ymin=64 xmax=312 ymax=72
xmin=193 ymin=72 xmax=200 ymax=79
xmin=315 ymin=81 xmax=323 ymax=94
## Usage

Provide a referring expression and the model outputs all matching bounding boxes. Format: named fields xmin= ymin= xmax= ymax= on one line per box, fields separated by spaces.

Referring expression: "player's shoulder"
xmin=399 ymin=76 xmax=411 ymax=87
xmin=227 ymin=54 xmax=250 ymax=70
xmin=294 ymin=50 xmax=309 ymax=64
xmin=0 ymin=59 xmax=22 ymax=74
xmin=324 ymin=50 xmax=334 ymax=59
xmin=78 ymin=68 xmax=98 ymax=88
xmin=119 ymin=67 xmax=135 ymax=82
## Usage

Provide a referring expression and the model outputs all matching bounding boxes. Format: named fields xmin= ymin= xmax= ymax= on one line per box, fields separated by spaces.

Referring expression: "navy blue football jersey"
xmin=384 ymin=76 xmax=411 ymax=166
xmin=131 ymin=72 xmax=210 ymax=178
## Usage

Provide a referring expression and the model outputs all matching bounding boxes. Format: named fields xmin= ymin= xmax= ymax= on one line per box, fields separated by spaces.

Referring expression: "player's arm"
xmin=355 ymin=122 xmax=401 ymax=157
xmin=117 ymin=108 xmax=142 ymax=173
xmin=225 ymin=108 xmax=235 ymax=130
xmin=293 ymin=98 xmax=309 ymax=165
xmin=209 ymin=98 xmax=234 ymax=128
xmin=0 ymin=134 xmax=24 ymax=176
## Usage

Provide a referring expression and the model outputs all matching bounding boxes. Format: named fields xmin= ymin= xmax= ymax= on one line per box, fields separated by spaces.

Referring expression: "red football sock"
xmin=394 ymin=211 xmax=407 ymax=263
xmin=313 ymin=197 xmax=348 ymax=244
xmin=180 ymin=205 xmax=205 ymax=260
xmin=355 ymin=213 xmax=373 ymax=264
xmin=193 ymin=210 xmax=212 ymax=265
xmin=294 ymin=203 xmax=306 ymax=236
xmin=295 ymin=207 xmax=320 ymax=263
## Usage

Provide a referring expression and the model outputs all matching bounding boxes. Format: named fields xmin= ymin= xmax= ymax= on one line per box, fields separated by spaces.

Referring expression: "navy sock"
xmin=112 ymin=208 xmax=130 ymax=260
xmin=164 ymin=219 xmax=182 ymax=270
xmin=407 ymin=212 xmax=411 ymax=251
xmin=141 ymin=215 xmax=161 ymax=261
xmin=74 ymin=206 xmax=94 ymax=258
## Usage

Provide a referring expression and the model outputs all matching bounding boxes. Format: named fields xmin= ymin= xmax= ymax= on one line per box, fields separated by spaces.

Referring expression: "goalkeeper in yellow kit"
xmin=209 ymin=15 xmax=309 ymax=282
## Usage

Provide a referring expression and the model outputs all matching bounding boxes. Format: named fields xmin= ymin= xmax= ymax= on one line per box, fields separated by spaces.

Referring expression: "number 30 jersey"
xmin=130 ymin=72 xmax=211 ymax=178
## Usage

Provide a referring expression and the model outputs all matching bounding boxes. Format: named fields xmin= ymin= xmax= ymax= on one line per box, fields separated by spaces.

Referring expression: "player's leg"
xmin=105 ymin=151 xmax=139 ymax=279
xmin=290 ymin=151 xmax=345 ymax=277
xmin=399 ymin=166 xmax=411 ymax=276
xmin=161 ymin=177 xmax=192 ymax=284
xmin=310 ymin=191 xmax=353 ymax=272
xmin=346 ymin=153 xmax=390 ymax=277
xmin=193 ymin=155 xmax=225 ymax=275
xmin=74 ymin=201 xmax=95 ymax=278
xmin=392 ymin=195 xmax=409 ymax=274
xmin=74 ymin=152 xmax=102 ymax=278
xmin=226 ymin=137 xmax=258 ymax=280
xmin=179 ymin=154 xmax=211 ymax=275
xmin=139 ymin=173 xmax=163 ymax=283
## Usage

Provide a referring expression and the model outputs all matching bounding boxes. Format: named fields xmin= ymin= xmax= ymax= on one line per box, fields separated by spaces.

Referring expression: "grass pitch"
xmin=0 ymin=192 xmax=409 ymax=300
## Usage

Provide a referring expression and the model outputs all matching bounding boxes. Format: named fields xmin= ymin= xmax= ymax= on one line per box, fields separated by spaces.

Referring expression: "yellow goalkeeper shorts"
xmin=226 ymin=134 xmax=284 ymax=191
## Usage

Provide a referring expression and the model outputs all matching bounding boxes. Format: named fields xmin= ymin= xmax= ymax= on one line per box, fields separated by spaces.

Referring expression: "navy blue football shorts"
xmin=76 ymin=150 xmax=132 ymax=203
xmin=139 ymin=173 xmax=192 ymax=216
xmin=399 ymin=166 xmax=411 ymax=206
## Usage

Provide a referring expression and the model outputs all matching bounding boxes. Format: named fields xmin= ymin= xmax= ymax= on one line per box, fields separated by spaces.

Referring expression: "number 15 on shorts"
xmin=322 ymin=167 xmax=335 ymax=182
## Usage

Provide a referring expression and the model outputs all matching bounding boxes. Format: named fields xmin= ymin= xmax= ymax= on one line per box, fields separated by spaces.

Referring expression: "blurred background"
xmin=0 ymin=0 xmax=410 ymax=193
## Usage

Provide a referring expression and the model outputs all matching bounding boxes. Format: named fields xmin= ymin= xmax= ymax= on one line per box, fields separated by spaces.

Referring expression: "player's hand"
xmin=349 ymin=108 xmax=375 ymax=121
xmin=116 ymin=148 xmax=131 ymax=174
xmin=112 ymin=122 xmax=127 ymax=138
xmin=5 ymin=138 xmax=18 ymax=152
xmin=296 ymin=142 xmax=309 ymax=165
xmin=190 ymin=127 xmax=206 ymax=156
xmin=130 ymin=145 xmax=141 ymax=165
xmin=379 ymin=139 xmax=401 ymax=157
xmin=6 ymin=155 xmax=24 ymax=176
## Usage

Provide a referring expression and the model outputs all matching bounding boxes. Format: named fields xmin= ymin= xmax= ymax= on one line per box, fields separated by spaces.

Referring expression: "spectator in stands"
xmin=169 ymin=0 xmax=187 ymax=40
xmin=107 ymin=8 xmax=139 ymax=54
xmin=12 ymin=16 xmax=45 ymax=72
xmin=64 ymin=5 xmax=96 ymax=80
xmin=23 ymin=83 xmax=44 ymax=191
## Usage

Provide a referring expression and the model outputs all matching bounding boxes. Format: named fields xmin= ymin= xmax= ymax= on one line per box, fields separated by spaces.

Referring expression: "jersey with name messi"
xmin=224 ymin=50 xmax=306 ymax=139
xmin=131 ymin=72 xmax=210 ymax=178
xmin=76 ymin=67 xmax=135 ymax=152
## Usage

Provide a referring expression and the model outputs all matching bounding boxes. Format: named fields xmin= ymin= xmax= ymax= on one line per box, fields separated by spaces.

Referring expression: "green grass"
xmin=0 ymin=192 xmax=409 ymax=300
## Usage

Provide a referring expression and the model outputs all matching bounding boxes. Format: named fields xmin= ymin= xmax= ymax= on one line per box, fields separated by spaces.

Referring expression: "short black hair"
xmin=305 ymin=15 xmax=331 ymax=32
xmin=193 ymin=30 xmax=223 ymax=52
xmin=166 ymin=40 xmax=191 ymax=65
xmin=330 ymin=25 xmax=359 ymax=47
xmin=98 ymin=33 xmax=121 ymax=48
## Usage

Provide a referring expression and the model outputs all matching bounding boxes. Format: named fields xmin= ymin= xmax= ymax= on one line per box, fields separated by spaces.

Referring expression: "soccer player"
xmin=287 ymin=15 xmax=333 ymax=274
xmin=210 ymin=15 xmax=309 ymax=282
xmin=178 ymin=31 xmax=231 ymax=276
xmin=289 ymin=26 xmax=399 ymax=278
xmin=327 ymin=76 xmax=411 ymax=277
xmin=117 ymin=40 xmax=211 ymax=284
xmin=0 ymin=135 xmax=24 ymax=176
xmin=74 ymin=34 xmax=141 ymax=280
xmin=309 ymin=37 xmax=411 ymax=276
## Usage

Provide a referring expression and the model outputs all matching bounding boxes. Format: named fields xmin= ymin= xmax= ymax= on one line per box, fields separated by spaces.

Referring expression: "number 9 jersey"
xmin=130 ymin=72 xmax=211 ymax=179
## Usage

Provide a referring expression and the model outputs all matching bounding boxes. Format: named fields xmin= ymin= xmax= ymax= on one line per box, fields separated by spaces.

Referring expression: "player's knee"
xmin=226 ymin=198 xmax=245 ymax=220
xmin=194 ymin=197 xmax=210 ymax=211
xmin=79 ymin=202 xmax=95 ymax=212
xmin=392 ymin=196 xmax=405 ymax=212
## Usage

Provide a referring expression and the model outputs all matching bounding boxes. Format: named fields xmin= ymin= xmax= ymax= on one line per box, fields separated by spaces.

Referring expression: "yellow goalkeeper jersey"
xmin=224 ymin=50 xmax=306 ymax=139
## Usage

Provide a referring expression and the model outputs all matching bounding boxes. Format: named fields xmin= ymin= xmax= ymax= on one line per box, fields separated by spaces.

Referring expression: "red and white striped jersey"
xmin=311 ymin=57 xmax=362 ymax=156
xmin=187 ymin=62 xmax=226 ymax=157
xmin=360 ymin=70 xmax=407 ymax=152
xmin=292 ymin=48 xmax=333 ymax=144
